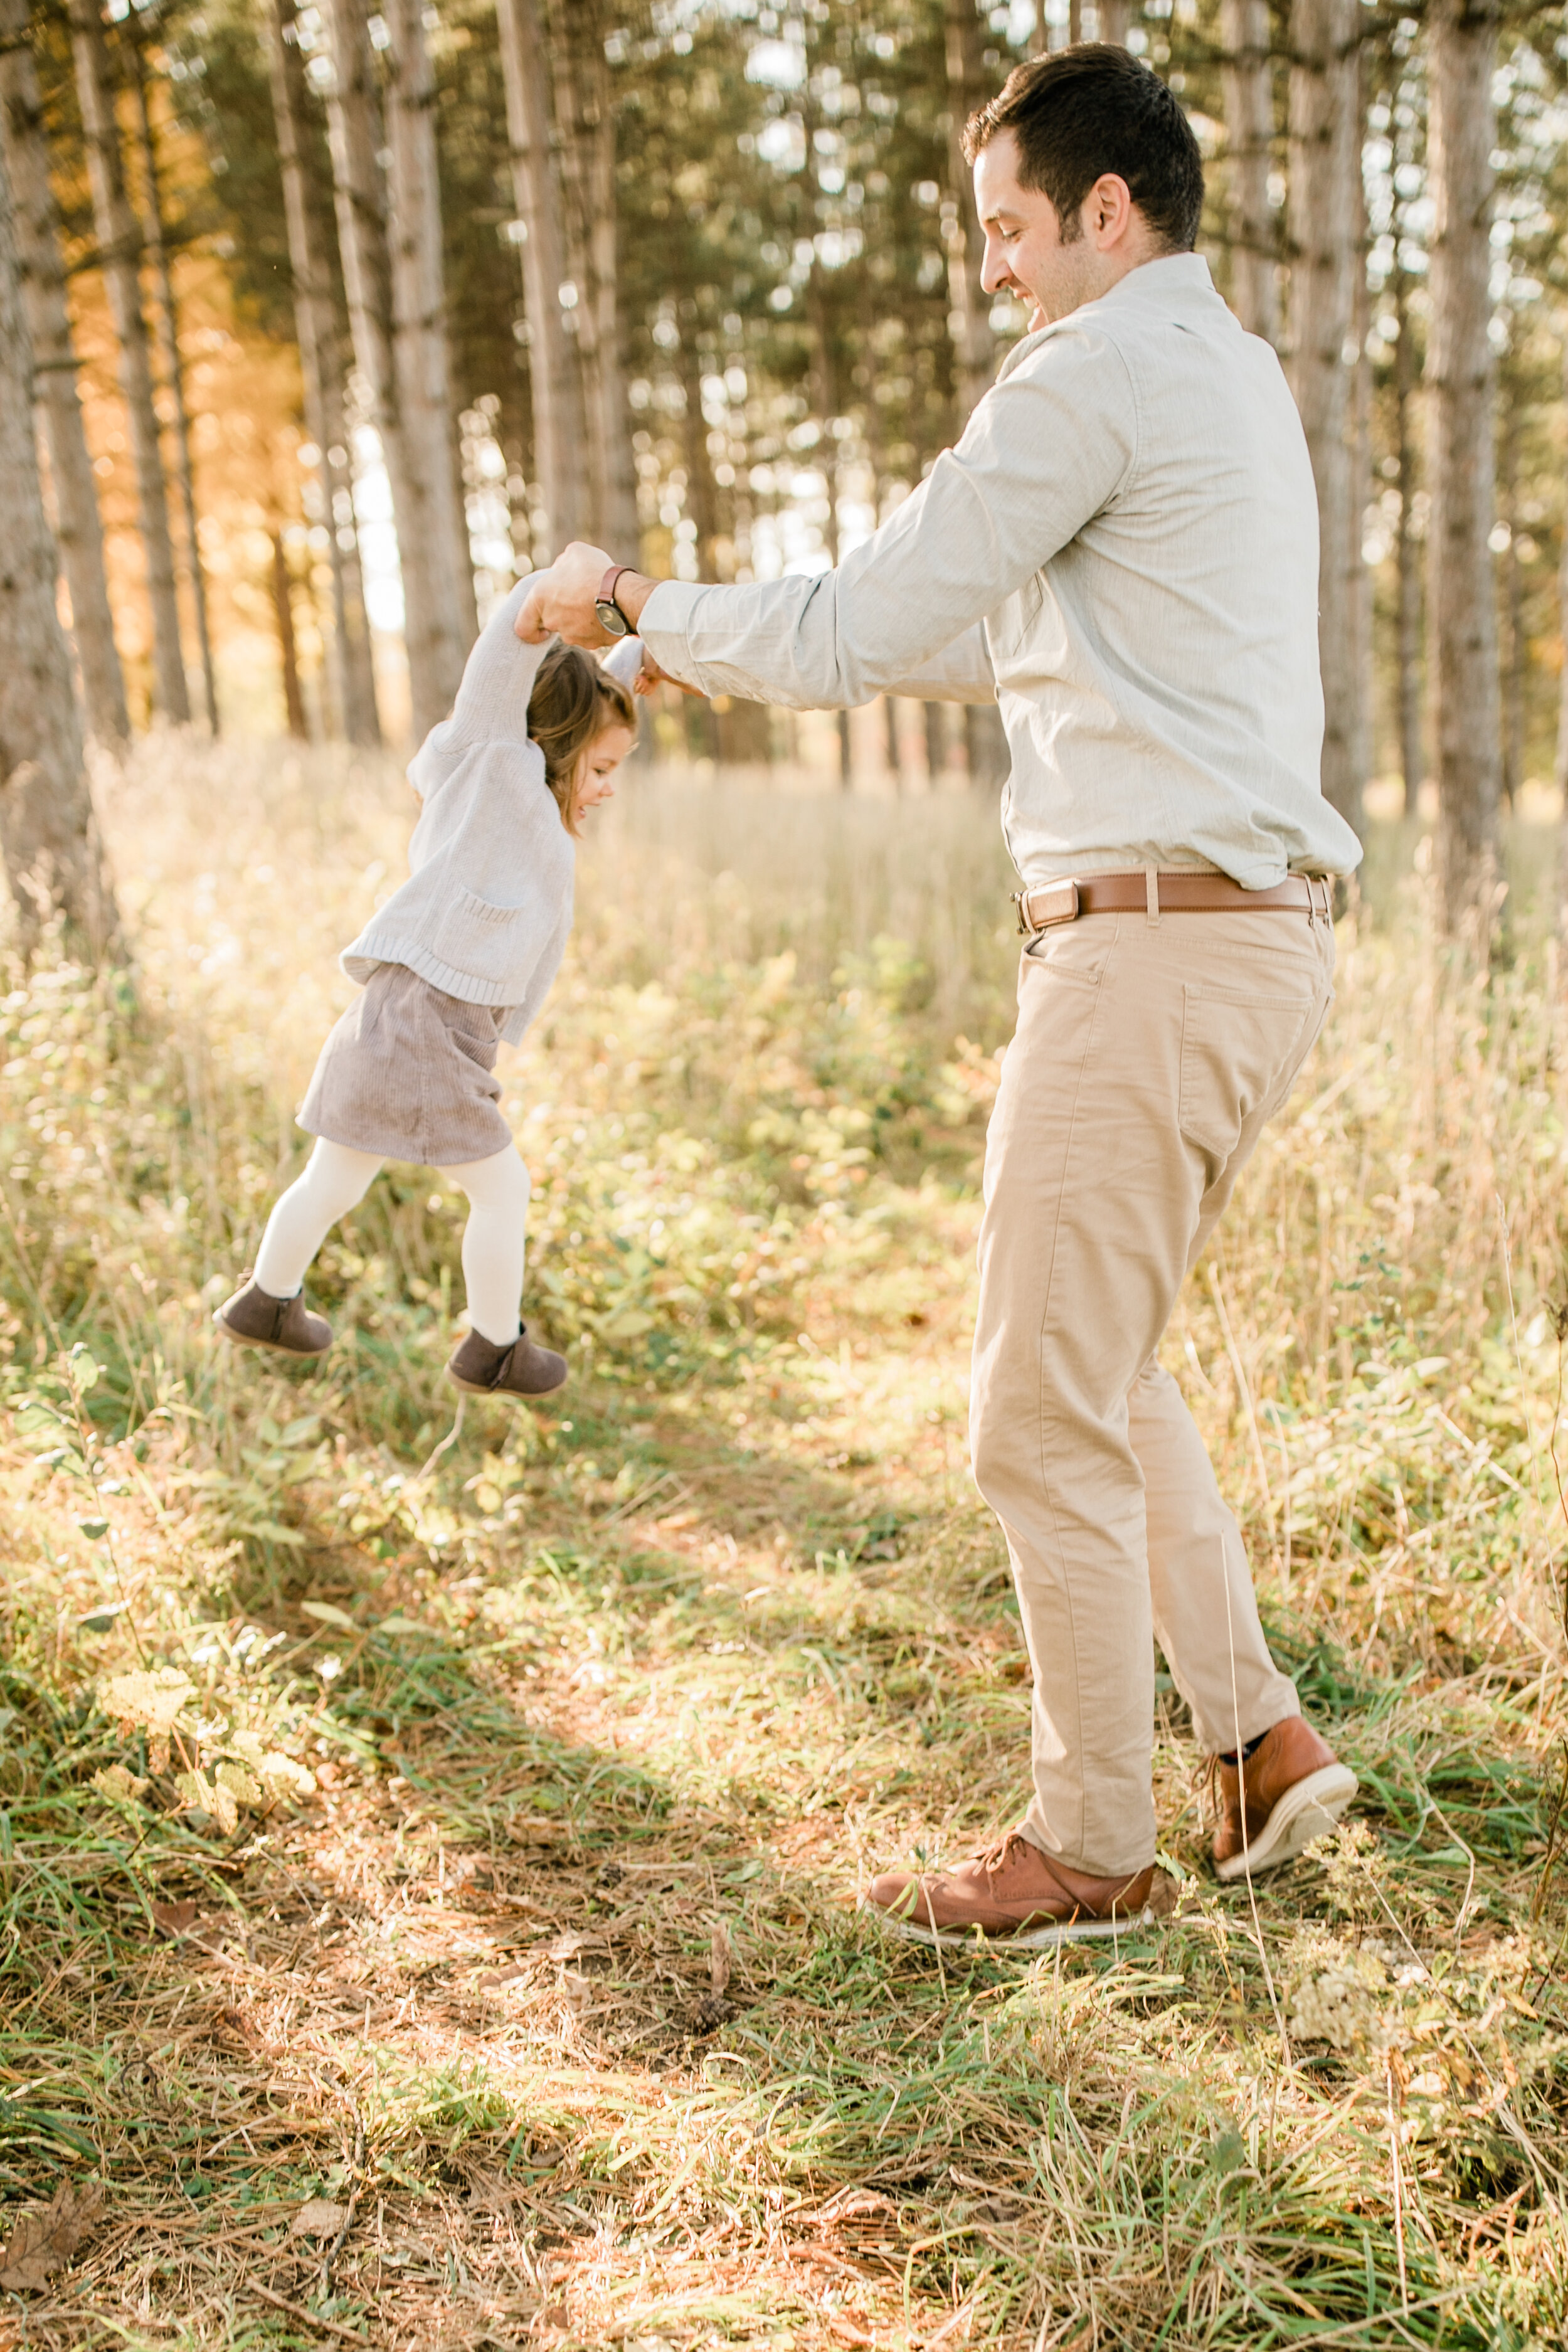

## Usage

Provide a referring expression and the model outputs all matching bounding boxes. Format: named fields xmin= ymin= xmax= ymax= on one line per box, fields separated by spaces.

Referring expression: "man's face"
xmin=975 ymin=129 xmax=1116 ymax=328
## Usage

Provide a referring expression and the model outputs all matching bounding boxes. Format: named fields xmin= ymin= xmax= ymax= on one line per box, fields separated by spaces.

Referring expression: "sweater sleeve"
xmin=408 ymin=587 xmax=549 ymax=801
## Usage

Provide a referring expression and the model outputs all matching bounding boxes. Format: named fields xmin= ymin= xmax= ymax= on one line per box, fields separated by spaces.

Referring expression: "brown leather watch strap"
xmin=1013 ymin=870 xmax=1333 ymax=937
xmin=596 ymin=563 xmax=635 ymax=619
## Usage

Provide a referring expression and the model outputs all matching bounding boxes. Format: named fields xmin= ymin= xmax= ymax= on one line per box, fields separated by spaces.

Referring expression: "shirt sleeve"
xmin=638 ymin=320 xmax=1136 ymax=711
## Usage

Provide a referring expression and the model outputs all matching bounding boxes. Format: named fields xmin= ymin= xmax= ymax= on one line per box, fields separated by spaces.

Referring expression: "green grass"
xmin=0 ymin=739 xmax=1565 ymax=2344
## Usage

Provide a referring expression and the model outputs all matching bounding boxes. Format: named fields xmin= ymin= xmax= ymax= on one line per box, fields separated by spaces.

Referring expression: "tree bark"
xmin=0 ymin=0 xmax=128 ymax=749
xmin=496 ymin=0 xmax=587 ymax=553
xmin=69 ymin=0 xmax=188 ymax=724
xmin=883 ymin=696 xmax=903 ymax=792
xmin=270 ymin=529 xmax=307 ymax=738
xmin=1392 ymin=242 xmax=1422 ymax=812
xmin=1096 ymin=2 xmax=1130 ymax=43
xmin=322 ymin=0 xmax=449 ymax=739
xmin=125 ymin=17 xmax=218 ymax=736
xmin=0 ymin=143 xmax=123 ymax=964
xmin=1286 ymin=0 xmax=1362 ymax=837
xmin=1555 ymin=335 xmax=1568 ymax=815
xmin=382 ymin=0 xmax=474 ymax=700
xmin=265 ymin=0 xmax=379 ymax=746
xmin=942 ymin=0 xmax=995 ymax=425
xmin=924 ymin=701 xmax=947 ymax=785
xmin=1498 ymin=384 xmax=1523 ymax=810
xmin=1426 ymin=0 xmax=1500 ymax=923
xmin=549 ymin=0 xmax=635 ymax=550
xmin=1347 ymin=49 xmax=1372 ymax=815
xmin=1219 ymin=0 xmax=1276 ymax=343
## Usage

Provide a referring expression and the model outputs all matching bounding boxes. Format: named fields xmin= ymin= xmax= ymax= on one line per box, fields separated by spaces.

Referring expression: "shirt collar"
xmin=995 ymin=251 xmax=1219 ymax=382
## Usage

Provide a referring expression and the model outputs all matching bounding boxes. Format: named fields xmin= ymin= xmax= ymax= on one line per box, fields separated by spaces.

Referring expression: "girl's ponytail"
xmin=527 ymin=641 xmax=637 ymax=835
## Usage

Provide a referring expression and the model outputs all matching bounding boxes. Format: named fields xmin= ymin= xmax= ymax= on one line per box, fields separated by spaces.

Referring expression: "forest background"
xmin=3 ymin=0 xmax=1565 ymax=881
xmin=5 ymin=2 xmax=1568 ymax=2349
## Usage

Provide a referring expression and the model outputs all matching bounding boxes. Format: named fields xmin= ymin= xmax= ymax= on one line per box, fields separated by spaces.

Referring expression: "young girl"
xmin=215 ymin=580 xmax=642 ymax=1401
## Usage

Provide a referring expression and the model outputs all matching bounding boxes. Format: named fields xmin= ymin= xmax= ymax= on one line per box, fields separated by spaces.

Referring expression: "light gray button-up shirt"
xmin=640 ymin=253 xmax=1362 ymax=889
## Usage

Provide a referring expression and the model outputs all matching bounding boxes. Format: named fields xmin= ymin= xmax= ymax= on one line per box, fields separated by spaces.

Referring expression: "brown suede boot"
xmin=214 ymin=1278 xmax=332 ymax=1357
xmin=864 ymin=1830 xmax=1178 ymax=1949
xmin=446 ymin=1324 xmax=568 ymax=1400
xmin=1211 ymin=1715 xmax=1357 ymax=1881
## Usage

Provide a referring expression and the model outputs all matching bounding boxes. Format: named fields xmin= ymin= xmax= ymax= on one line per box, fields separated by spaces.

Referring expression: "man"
xmin=519 ymin=44 xmax=1361 ymax=1944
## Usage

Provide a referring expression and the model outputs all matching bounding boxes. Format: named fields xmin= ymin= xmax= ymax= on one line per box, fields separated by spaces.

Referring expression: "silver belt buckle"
xmin=1013 ymin=881 xmax=1079 ymax=938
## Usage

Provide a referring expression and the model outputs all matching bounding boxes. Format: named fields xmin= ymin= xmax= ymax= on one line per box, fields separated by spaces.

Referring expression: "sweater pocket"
xmin=432 ymin=886 xmax=527 ymax=989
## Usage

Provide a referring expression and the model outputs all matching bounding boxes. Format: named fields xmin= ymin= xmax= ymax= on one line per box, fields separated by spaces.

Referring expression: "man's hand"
xmin=514 ymin=543 xmax=614 ymax=646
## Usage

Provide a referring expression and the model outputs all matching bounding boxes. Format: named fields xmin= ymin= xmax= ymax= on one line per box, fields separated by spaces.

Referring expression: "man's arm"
xmin=517 ymin=319 xmax=1133 ymax=708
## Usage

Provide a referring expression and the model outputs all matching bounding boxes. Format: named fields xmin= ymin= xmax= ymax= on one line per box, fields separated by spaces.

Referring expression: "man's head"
xmin=963 ymin=44 xmax=1204 ymax=327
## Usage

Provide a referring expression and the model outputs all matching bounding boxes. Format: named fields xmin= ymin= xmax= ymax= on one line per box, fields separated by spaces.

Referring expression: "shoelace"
xmin=965 ymin=1832 xmax=1140 ymax=1923
xmin=971 ymin=1830 xmax=1034 ymax=1880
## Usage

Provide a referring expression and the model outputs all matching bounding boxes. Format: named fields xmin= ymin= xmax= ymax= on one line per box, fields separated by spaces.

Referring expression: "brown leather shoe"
xmin=214 ymin=1278 xmax=332 ymax=1357
xmin=446 ymin=1325 xmax=568 ymax=1399
xmin=1211 ymin=1715 xmax=1357 ymax=1881
xmin=864 ymin=1830 xmax=1177 ymax=1949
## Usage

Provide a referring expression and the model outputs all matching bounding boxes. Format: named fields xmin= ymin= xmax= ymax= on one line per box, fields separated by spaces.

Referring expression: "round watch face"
xmin=594 ymin=599 xmax=632 ymax=637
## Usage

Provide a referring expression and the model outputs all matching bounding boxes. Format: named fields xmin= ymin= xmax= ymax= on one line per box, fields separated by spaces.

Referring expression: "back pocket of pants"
xmin=1178 ymin=980 xmax=1320 ymax=1167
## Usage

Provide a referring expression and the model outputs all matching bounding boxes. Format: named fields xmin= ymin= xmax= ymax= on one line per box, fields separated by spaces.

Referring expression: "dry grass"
xmin=0 ymin=734 xmax=1566 ymax=2348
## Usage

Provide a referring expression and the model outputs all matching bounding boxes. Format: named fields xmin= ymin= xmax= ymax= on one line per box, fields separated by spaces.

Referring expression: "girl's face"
xmin=575 ymin=723 xmax=636 ymax=815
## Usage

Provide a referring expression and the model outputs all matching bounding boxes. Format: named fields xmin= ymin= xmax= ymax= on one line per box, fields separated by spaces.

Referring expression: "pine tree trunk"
xmin=1426 ymin=0 xmax=1500 ymax=924
xmin=1097 ymin=2 xmax=1130 ymax=43
xmin=1286 ymin=0 xmax=1362 ymax=837
xmin=126 ymin=19 xmax=218 ymax=736
xmin=924 ymin=701 xmax=946 ymax=785
xmin=69 ymin=0 xmax=188 ymax=724
xmin=383 ymin=0 xmax=474 ymax=703
xmin=0 ymin=0 xmax=128 ymax=749
xmin=943 ymin=0 xmax=995 ymax=425
xmin=884 ymin=696 xmax=903 ymax=792
xmin=1498 ymin=386 xmax=1523 ymax=810
xmin=1347 ymin=52 xmax=1372 ymax=811
xmin=550 ymin=0 xmax=635 ymax=551
xmin=496 ymin=0 xmax=587 ymax=554
xmin=1392 ymin=245 xmax=1422 ymax=812
xmin=0 ymin=148 xmax=123 ymax=964
xmin=1555 ymin=336 xmax=1568 ymax=811
xmin=270 ymin=529 xmax=308 ymax=738
xmin=322 ymin=0 xmax=448 ymax=739
xmin=265 ymin=0 xmax=379 ymax=746
xmin=1219 ymin=0 xmax=1276 ymax=342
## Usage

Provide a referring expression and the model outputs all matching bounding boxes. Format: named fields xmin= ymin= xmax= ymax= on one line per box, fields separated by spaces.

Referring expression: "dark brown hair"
xmin=526 ymin=640 xmax=637 ymax=835
xmin=961 ymin=44 xmax=1204 ymax=255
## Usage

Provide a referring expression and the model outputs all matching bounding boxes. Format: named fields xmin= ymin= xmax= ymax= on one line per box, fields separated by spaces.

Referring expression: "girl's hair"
xmin=526 ymin=640 xmax=637 ymax=835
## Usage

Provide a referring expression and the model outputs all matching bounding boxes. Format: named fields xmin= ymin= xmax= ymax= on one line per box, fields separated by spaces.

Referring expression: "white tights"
xmin=253 ymin=1138 xmax=531 ymax=1347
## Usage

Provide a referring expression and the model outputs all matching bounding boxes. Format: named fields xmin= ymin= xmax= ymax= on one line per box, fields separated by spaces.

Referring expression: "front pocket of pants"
xmin=432 ymin=886 xmax=521 ymax=987
xmin=1178 ymin=980 xmax=1320 ymax=1166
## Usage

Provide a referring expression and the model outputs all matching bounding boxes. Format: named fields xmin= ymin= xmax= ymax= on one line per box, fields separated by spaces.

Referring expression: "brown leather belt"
xmin=1012 ymin=869 xmax=1333 ymax=938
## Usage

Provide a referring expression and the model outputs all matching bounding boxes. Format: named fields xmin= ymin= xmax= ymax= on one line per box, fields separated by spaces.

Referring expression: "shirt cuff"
xmin=638 ymin=580 xmax=709 ymax=690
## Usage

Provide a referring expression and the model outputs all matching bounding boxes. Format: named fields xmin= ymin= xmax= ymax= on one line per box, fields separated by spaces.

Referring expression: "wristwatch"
xmin=594 ymin=564 xmax=635 ymax=638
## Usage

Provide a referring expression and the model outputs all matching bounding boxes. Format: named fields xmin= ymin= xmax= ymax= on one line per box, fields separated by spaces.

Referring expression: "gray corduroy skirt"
xmin=299 ymin=962 xmax=513 ymax=1166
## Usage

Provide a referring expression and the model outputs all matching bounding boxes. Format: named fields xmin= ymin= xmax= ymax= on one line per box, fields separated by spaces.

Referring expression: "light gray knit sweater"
xmin=341 ymin=583 xmax=638 ymax=1047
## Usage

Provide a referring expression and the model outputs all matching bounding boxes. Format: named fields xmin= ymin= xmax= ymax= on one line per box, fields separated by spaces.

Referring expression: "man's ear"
xmin=1088 ymin=172 xmax=1134 ymax=246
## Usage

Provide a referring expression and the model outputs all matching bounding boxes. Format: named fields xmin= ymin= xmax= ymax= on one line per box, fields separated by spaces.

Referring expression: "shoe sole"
xmin=447 ymin=1369 xmax=568 ymax=1400
xmin=213 ymin=1311 xmax=329 ymax=1360
xmin=1214 ymin=1763 xmax=1359 ymax=1882
xmin=860 ymin=1895 xmax=1176 ymax=1953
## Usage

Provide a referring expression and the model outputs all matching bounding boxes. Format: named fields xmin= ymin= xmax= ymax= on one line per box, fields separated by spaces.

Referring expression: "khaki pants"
xmin=970 ymin=904 xmax=1336 ymax=1877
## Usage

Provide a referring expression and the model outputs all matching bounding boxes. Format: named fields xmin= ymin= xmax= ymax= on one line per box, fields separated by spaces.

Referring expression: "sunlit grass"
xmin=0 ymin=734 xmax=1565 ymax=2344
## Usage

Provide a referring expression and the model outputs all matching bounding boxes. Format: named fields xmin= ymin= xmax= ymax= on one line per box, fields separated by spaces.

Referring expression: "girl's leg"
xmin=438 ymin=1147 xmax=530 ymax=1347
xmin=253 ymin=1140 xmax=384 ymax=1297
